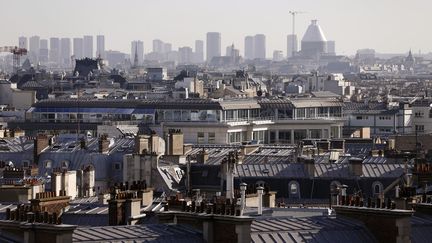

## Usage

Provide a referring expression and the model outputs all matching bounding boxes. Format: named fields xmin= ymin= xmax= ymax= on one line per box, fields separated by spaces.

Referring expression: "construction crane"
xmin=288 ymin=11 xmax=306 ymax=58
xmin=0 ymin=46 xmax=28 ymax=72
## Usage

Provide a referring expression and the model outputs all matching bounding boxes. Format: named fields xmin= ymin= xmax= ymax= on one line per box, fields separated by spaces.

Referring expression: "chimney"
xmin=240 ymin=183 xmax=247 ymax=216
xmin=167 ymin=129 xmax=184 ymax=155
xmin=334 ymin=205 xmax=412 ymax=243
xmin=196 ymin=149 xmax=209 ymax=164
xmin=34 ymin=134 xmax=50 ymax=164
xmin=302 ymin=157 xmax=315 ymax=178
xmin=257 ymin=186 xmax=264 ymax=215
xmin=134 ymin=135 xmax=150 ymax=154
xmin=348 ymin=157 xmax=363 ymax=177
xmin=99 ymin=134 xmax=110 ymax=154
xmin=125 ymin=196 xmax=141 ymax=225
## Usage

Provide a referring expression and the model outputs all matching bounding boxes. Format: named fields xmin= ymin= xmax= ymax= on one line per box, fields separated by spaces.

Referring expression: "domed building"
xmin=301 ymin=20 xmax=328 ymax=58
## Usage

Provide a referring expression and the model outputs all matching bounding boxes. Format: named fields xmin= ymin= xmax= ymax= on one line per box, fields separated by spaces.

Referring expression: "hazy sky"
xmin=1 ymin=0 xmax=431 ymax=57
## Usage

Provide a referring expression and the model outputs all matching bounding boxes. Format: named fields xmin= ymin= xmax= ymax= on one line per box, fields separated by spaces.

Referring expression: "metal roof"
xmin=72 ymin=224 xmax=204 ymax=242
xmin=251 ymin=216 xmax=376 ymax=243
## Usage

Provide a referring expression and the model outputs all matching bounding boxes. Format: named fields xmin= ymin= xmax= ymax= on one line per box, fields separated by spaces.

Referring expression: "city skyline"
xmin=1 ymin=0 xmax=431 ymax=56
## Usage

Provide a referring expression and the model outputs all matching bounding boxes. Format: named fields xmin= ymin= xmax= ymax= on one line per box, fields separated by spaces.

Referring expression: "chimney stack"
xmin=348 ymin=157 xmax=363 ymax=177
xmin=257 ymin=186 xmax=264 ymax=215
xmin=301 ymin=157 xmax=315 ymax=178
xmin=196 ymin=149 xmax=209 ymax=164
xmin=167 ymin=129 xmax=184 ymax=155
xmin=34 ymin=134 xmax=50 ymax=164
xmin=134 ymin=135 xmax=150 ymax=154
xmin=99 ymin=134 xmax=110 ymax=154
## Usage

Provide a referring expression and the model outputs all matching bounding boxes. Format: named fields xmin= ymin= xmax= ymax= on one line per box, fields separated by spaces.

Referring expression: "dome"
xmin=302 ymin=20 xmax=327 ymax=42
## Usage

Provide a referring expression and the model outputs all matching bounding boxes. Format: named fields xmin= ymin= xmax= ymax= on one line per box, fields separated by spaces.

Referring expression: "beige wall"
xmin=11 ymin=90 xmax=36 ymax=110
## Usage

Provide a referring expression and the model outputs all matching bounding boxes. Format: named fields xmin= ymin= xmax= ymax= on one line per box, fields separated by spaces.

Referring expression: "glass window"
xmin=294 ymin=130 xmax=307 ymax=143
xmin=270 ymin=131 xmax=276 ymax=144
xmin=278 ymin=130 xmax=291 ymax=144
xmin=208 ymin=132 xmax=215 ymax=144
xmin=309 ymin=129 xmax=322 ymax=139
xmin=197 ymin=132 xmax=205 ymax=144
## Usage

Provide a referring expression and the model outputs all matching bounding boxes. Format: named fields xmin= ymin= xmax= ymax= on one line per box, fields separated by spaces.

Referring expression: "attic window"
xmin=114 ymin=163 xmax=121 ymax=170
xmin=202 ymin=170 xmax=208 ymax=177
xmin=45 ymin=160 xmax=52 ymax=169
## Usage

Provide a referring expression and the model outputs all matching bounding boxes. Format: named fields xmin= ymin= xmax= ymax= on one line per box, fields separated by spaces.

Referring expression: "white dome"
xmin=302 ymin=20 xmax=327 ymax=42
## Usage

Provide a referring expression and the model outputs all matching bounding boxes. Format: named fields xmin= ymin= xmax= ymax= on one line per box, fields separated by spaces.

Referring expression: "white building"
xmin=178 ymin=46 xmax=193 ymax=64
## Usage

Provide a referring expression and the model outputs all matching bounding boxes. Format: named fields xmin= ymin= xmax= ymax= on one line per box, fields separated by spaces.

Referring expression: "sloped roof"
xmin=302 ymin=20 xmax=328 ymax=43
xmin=251 ymin=216 xmax=376 ymax=243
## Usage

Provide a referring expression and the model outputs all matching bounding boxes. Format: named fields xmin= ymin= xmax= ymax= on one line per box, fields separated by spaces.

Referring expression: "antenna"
xmin=288 ymin=11 xmax=307 ymax=58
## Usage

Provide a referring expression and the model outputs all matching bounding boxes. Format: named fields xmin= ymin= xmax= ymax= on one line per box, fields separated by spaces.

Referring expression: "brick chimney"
xmin=99 ymin=134 xmax=110 ymax=154
xmin=34 ymin=134 xmax=50 ymax=164
xmin=167 ymin=129 xmax=184 ymax=155
xmin=348 ymin=157 xmax=363 ymax=177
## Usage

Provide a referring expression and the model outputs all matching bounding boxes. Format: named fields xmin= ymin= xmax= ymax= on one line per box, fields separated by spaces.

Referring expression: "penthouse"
xmin=23 ymin=98 xmax=344 ymax=144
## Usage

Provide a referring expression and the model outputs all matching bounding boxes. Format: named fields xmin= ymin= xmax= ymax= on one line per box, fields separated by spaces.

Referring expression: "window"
xmin=379 ymin=116 xmax=391 ymax=120
xmin=22 ymin=160 xmax=30 ymax=168
xmin=288 ymin=181 xmax=300 ymax=199
xmin=309 ymin=129 xmax=322 ymax=139
xmin=415 ymin=112 xmax=424 ymax=118
xmin=356 ymin=116 xmax=368 ymax=120
xmin=197 ymin=132 xmax=205 ymax=144
xmin=208 ymin=132 xmax=215 ymax=144
xmin=270 ymin=131 xmax=276 ymax=144
xmin=372 ymin=181 xmax=383 ymax=196
xmin=278 ymin=130 xmax=292 ymax=144
xmin=114 ymin=163 xmax=121 ymax=170
xmin=45 ymin=160 xmax=52 ymax=169
xmin=415 ymin=125 xmax=425 ymax=132
xmin=294 ymin=130 xmax=307 ymax=143
xmin=61 ymin=160 xmax=69 ymax=169
xmin=429 ymin=110 xmax=432 ymax=118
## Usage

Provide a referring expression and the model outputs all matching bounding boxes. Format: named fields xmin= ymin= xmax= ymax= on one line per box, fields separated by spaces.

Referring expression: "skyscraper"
xmin=287 ymin=34 xmax=298 ymax=58
xmin=60 ymin=38 xmax=71 ymax=66
xmin=244 ymin=36 xmax=254 ymax=60
xmin=163 ymin=43 xmax=172 ymax=53
xmin=39 ymin=39 xmax=49 ymax=63
xmin=49 ymin=37 xmax=60 ymax=63
xmin=153 ymin=39 xmax=164 ymax=53
xmin=253 ymin=34 xmax=266 ymax=59
xmin=18 ymin=37 xmax=28 ymax=49
xmin=73 ymin=38 xmax=84 ymax=59
xmin=194 ymin=40 xmax=204 ymax=63
xmin=96 ymin=35 xmax=105 ymax=59
xmin=29 ymin=36 xmax=40 ymax=62
xmin=83 ymin=35 xmax=93 ymax=58
xmin=206 ymin=32 xmax=221 ymax=62
xmin=130 ymin=40 xmax=144 ymax=66
xmin=178 ymin=46 xmax=193 ymax=64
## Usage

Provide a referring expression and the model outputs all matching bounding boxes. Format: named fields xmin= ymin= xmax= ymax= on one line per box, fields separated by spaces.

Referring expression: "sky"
xmin=1 ymin=0 xmax=431 ymax=57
